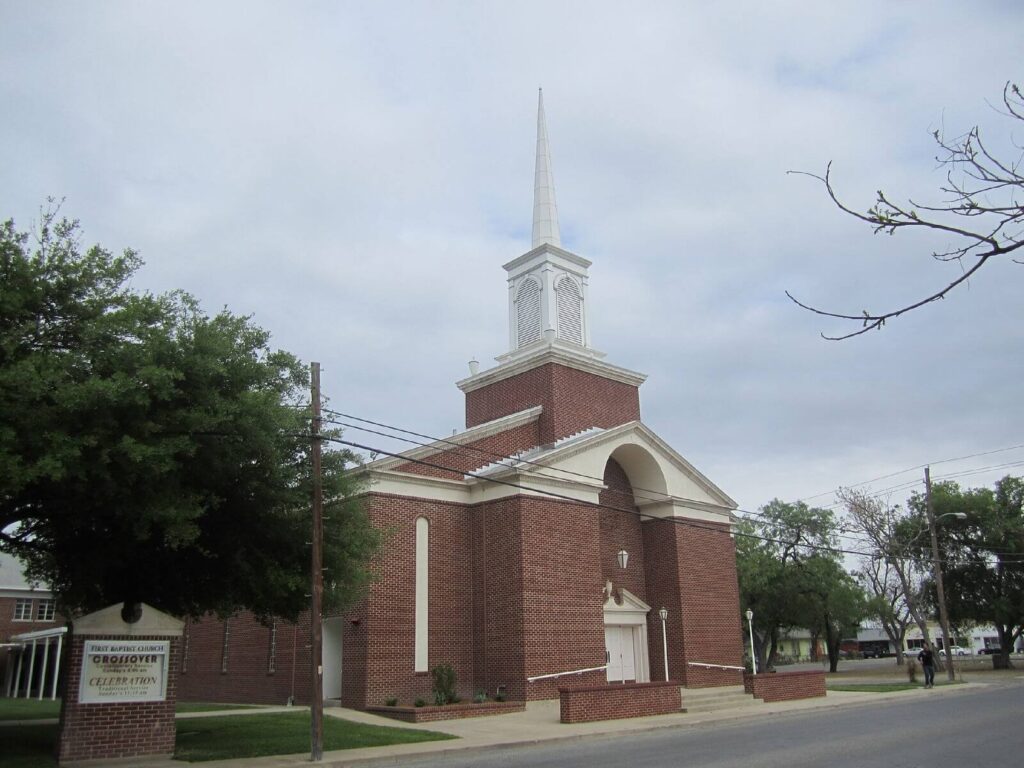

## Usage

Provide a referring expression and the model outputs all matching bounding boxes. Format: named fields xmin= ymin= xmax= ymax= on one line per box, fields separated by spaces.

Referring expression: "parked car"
xmin=978 ymin=647 xmax=1003 ymax=655
xmin=943 ymin=646 xmax=969 ymax=656
xmin=861 ymin=647 xmax=891 ymax=659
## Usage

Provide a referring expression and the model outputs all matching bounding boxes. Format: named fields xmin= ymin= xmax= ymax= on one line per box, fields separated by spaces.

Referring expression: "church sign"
xmin=79 ymin=640 xmax=170 ymax=703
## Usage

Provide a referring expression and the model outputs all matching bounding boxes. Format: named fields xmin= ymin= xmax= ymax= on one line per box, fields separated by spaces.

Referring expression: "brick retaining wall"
xmin=743 ymin=670 xmax=826 ymax=702
xmin=559 ymin=681 xmax=681 ymax=723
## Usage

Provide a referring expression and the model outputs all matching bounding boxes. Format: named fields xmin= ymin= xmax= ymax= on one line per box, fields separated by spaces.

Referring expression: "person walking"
xmin=918 ymin=643 xmax=936 ymax=688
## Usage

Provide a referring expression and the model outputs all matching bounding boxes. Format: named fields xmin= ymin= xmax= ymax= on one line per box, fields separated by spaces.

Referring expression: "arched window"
xmin=555 ymin=275 xmax=582 ymax=344
xmin=516 ymin=277 xmax=542 ymax=347
xmin=415 ymin=517 xmax=429 ymax=671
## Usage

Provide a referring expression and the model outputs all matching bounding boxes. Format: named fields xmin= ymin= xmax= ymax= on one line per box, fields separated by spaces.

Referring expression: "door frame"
xmin=603 ymin=585 xmax=651 ymax=683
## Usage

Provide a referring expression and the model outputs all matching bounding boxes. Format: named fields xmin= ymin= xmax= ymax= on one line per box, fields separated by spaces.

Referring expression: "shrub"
xmin=414 ymin=698 xmax=426 ymax=708
xmin=473 ymin=690 xmax=487 ymax=704
xmin=431 ymin=663 xmax=457 ymax=706
xmin=384 ymin=697 xmax=397 ymax=707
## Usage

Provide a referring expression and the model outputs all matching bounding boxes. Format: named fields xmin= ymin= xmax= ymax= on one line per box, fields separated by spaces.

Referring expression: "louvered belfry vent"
xmin=517 ymin=278 xmax=542 ymax=347
xmin=556 ymin=276 xmax=582 ymax=344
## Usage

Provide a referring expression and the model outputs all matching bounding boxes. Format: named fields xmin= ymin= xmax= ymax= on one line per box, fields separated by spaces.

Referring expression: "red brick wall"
xmin=599 ymin=459 xmax=648 ymax=601
xmin=559 ymin=681 xmax=680 ymax=723
xmin=472 ymin=496 xmax=527 ymax=702
xmin=178 ymin=612 xmax=310 ymax=706
xmin=465 ymin=363 xmax=641 ymax=444
xmin=57 ymin=633 xmax=179 ymax=763
xmin=520 ymin=496 xmax=606 ymax=700
xmin=744 ymin=670 xmax=826 ymax=702
xmin=643 ymin=518 xmax=744 ymax=688
xmin=346 ymin=493 xmax=477 ymax=709
xmin=0 ymin=595 xmax=64 ymax=641
xmin=393 ymin=421 xmax=541 ymax=479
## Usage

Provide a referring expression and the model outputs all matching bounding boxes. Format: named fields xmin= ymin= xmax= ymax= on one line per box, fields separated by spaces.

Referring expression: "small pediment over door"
xmin=603 ymin=586 xmax=651 ymax=626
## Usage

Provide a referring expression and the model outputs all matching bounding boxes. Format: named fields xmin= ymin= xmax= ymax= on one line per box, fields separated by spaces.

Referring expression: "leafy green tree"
xmin=916 ymin=476 xmax=1024 ymax=669
xmin=737 ymin=499 xmax=840 ymax=671
xmin=0 ymin=206 xmax=380 ymax=620
xmin=796 ymin=556 xmax=868 ymax=672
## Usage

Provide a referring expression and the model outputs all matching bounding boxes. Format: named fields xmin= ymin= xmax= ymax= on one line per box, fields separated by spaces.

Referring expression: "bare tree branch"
xmin=787 ymin=81 xmax=1024 ymax=340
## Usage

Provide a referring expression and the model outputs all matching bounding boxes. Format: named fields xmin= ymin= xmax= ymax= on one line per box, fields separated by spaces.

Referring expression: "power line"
xmin=326 ymin=409 xmax=1024 ymax=540
xmin=328 ymin=433 xmax=879 ymax=560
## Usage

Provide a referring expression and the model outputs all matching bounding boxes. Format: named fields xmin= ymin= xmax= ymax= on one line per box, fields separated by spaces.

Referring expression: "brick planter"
xmin=366 ymin=700 xmax=525 ymax=722
xmin=559 ymin=681 xmax=681 ymax=723
xmin=743 ymin=670 xmax=826 ymax=702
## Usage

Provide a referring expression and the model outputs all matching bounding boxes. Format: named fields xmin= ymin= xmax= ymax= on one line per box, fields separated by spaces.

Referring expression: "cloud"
xmin=2 ymin=0 xmax=1022 ymax=516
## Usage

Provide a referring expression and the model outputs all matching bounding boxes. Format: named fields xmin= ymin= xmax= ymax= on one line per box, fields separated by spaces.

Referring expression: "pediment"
xmin=474 ymin=421 xmax=736 ymax=516
xmin=603 ymin=585 xmax=651 ymax=615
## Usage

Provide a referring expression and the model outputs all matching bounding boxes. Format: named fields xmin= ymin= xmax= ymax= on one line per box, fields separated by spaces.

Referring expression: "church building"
xmin=179 ymin=92 xmax=745 ymax=708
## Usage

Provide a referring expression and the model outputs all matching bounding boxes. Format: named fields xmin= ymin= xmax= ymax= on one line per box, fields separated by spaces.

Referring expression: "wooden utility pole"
xmin=925 ymin=466 xmax=956 ymax=681
xmin=310 ymin=362 xmax=324 ymax=761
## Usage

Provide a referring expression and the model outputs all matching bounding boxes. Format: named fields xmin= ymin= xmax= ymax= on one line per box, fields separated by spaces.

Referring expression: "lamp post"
xmin=658 ymin=607 xmax=669 ymax=681
xmin=925 ymin=466 xmax=966 ymax=682
xmin=746 ymin=609 xmax=757 ymax=675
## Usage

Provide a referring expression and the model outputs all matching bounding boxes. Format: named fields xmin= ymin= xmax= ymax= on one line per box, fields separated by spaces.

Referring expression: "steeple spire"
xmin=531 ymin=88 xmax=561 ymax=248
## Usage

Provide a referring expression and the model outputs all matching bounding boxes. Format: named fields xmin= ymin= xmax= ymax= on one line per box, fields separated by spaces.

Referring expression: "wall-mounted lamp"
xmin=617 ymin=550 xmax=629 ymax=569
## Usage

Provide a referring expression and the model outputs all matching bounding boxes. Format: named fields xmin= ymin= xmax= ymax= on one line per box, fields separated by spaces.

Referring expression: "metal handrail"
xmin=687 ymin=661 xmax=745 ymax=671
xmin=526 ymin=664 xmax=608 ymax=682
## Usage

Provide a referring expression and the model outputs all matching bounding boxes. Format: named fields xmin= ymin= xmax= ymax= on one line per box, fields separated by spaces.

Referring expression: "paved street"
xmin=391 ymin=680 xmax=1023 ymax=768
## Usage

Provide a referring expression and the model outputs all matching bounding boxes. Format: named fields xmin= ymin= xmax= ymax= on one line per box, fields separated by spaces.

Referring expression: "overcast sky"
xmin=2 ymin=2 xmax=1022 ymax=535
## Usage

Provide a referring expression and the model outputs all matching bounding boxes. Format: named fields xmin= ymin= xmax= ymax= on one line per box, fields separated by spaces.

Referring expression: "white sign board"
xmin=79 ymin=640 xmax=170 ymax=703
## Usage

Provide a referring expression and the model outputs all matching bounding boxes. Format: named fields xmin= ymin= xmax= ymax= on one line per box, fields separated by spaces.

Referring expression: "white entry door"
xmin=605 ymin=625 xmax=637 ymax=683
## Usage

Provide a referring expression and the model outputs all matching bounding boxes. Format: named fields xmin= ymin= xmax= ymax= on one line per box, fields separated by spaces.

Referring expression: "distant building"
xmin=1 ymin=552 xmax=66 ymax=698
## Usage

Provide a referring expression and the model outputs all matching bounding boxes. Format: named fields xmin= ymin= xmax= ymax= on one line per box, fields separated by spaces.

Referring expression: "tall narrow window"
xmin=415 ymin=517 xmax=429 ymax=672
xmin=220 ymin=619 xmax=230 ymax=674
xmin=182 ymin=622 xmax=190 ymax=674
xmin=516 ymin=278 xmax=542 ymax=347
xmin=268 ymin=620 xmax=278 ymax=674
xmin=555 ymin=275 xmax=582 ymax=344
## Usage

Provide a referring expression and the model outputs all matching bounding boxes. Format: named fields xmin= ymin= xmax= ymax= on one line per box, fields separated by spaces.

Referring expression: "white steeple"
xmin=531 ymin=88 xmax=561 ymax=248
xmin=496 ymin=90 xmax=599 ymax=360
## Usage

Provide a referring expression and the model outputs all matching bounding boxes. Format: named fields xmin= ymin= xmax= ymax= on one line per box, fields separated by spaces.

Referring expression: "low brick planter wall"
xmin=743 ymin=670 xmax=826 ymax=702
xmin=366 ymin=700 xmax=525 ymax=722
xmin=559 ymin=681 xmax=681 ymax=723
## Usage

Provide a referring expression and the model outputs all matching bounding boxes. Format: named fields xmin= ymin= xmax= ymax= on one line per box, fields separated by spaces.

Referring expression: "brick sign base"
xmin=57 ymin=604 xmax=183 ymax=765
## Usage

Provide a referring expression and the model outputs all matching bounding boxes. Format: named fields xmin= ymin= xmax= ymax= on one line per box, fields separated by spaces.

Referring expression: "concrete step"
xmin=680 ymin=685 xmax=761 ymax=713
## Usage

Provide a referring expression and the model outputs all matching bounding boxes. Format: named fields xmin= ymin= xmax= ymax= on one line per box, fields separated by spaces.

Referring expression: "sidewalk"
xmin=160 ymin=680 xmax=981 ymax=768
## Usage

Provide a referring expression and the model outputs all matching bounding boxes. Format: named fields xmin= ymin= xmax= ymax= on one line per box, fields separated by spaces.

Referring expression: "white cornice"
xmin=503 ymin=242 xmax=591 ymax=274
xmin=365 ymin=406 xmax=543 ymax=472
xmin=456 ymin=344 xmax=646 ymax=393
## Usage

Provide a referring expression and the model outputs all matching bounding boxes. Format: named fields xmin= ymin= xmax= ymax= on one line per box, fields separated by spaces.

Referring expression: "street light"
xmin=746 ymin=608 xmax=757 ymax=675
xmin=658 ymin=607 xmax=669 ymax=681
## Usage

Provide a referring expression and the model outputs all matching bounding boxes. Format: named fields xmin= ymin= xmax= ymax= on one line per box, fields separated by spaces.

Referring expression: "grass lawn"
xmin=0 ymin=698 xmax=260 ymax=721
xmin=0 ymin=698 xmax=61 ymax=721
xmin=175 ymin=711 xmax=454 ymax=762
xmin=828 ymin=683 xmax=921 ymax=692
xmin=0 ymin=711 xmax=454 ymax=767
